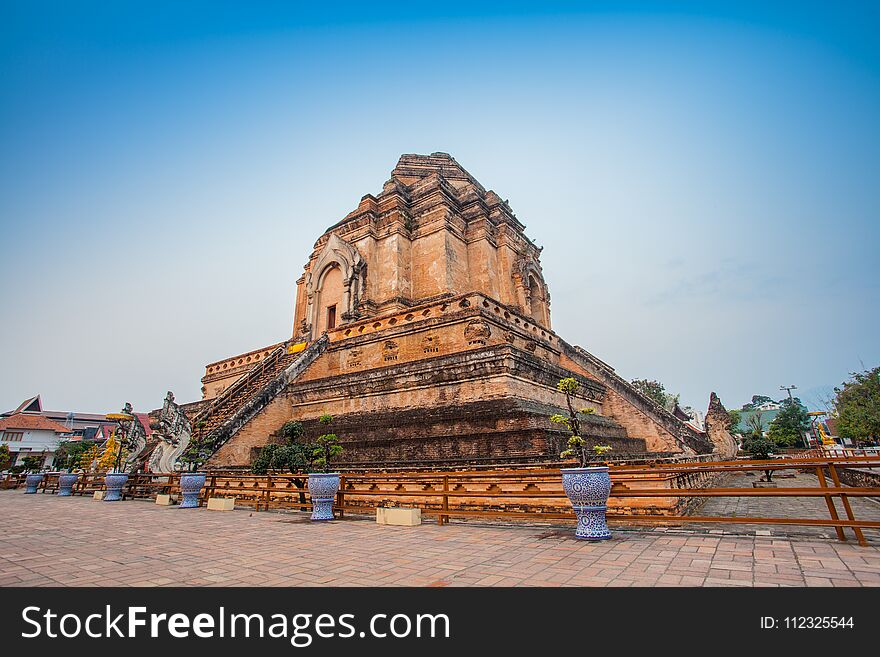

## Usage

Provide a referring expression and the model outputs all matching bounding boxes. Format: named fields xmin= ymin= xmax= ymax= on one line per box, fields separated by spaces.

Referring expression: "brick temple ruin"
xmin=185 ymin=153 xmax=736 ymax=469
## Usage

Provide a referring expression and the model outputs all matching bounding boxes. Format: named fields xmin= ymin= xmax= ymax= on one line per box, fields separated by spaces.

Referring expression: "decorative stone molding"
xmin=382 ymin=340 xmax=399 ymax=361
xmin=347 ymin=348 xmax=362 ymax=368
xmin=464 ymin=318 xmax=491 ymax=345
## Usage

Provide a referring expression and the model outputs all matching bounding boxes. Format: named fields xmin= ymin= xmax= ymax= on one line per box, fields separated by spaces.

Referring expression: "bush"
xmin=281 ymin=421 xmax=304 ymax=442
xmin=742 ymin=436 xmax=776 ymax=460
xmin=21 ymin=455 xmax=43 ymax=473
xmin=312 ymin=414 xmax=343 ymax=473
xmin=767 ymin=399 xmax=810 ymax=447
xmin=252 ymin=420 xmax=311 ymax=475
xmin=252 ymin=442 xmax=312 ymax=475
xmin=54 ymin=439 xmax=96 ymax=472
xmin=742 ymin=436 xmax=777 ymax=481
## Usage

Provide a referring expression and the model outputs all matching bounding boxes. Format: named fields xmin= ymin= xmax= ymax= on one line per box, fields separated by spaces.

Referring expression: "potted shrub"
xmin=307 ymin=414 xmax=343 ymax=521
xmin=54 ymin=439 xmax=94 ymax=496
xmin=98 ymin=431 xmax=130 ymax=501
xmin=252 ymin=421 xmax=311 ymax=510
xmin=177 ymin=440 xmax=211 ymax=508
xmin=22 ymin=455 xmax=45 ymax=494
xmin=551 ymin=377 xmax=614 ymax=540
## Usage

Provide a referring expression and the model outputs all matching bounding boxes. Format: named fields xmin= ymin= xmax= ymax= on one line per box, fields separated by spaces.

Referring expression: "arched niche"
xmin=528 ymin=274 xmax=544 ymax=321
xmin=315 ymin=262 xmax=344 ymax=333
xmin=513 ymin=255 xmax=551 ymax=329
xmin=304 ymin=233 xmax=366 ymax=337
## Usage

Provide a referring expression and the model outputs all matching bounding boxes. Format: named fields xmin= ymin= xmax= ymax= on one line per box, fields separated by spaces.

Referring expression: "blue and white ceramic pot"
xmin=307 ymin=473 xmax=340 ymax=521
xmin=104 ymin=472 xmax=129 ymax=502
xmin=24 ymin=473 xmax=44 ymax=494
xmin=561 ymin=466 xmax=612 ymax=540
xmin=179 ymin=472 xmax=207 ymax=508
xmin=57 ymin=473 xmax=80 ymax=496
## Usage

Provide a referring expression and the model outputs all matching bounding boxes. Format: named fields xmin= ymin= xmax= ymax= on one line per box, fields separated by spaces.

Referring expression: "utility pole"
xmin=779 ymin=385 xmax=797 ymax=401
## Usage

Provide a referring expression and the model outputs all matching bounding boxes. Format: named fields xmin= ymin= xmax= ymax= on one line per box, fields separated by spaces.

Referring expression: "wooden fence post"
xmin=264 ymin=473 xmax=272 ymax=512
xmin=815 ymin=466 xmax=846 ymax=542
xmin=827 ymin=462 xmax=867 ymax=546
xmin=337 ymin=475 xmax=346 ymax=519
xmin=440 ymin=475 xmax=449 ymax=526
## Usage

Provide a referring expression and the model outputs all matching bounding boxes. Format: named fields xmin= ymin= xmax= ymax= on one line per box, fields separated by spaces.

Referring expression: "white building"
xmin=0 ymin=413 xmax=72 ymax=469
xmin=2 ymin=395 xmax=115 ymax=442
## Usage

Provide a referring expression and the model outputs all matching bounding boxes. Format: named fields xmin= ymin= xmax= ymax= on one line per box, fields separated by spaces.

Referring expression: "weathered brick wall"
xmin=206 ymin=337 xmax=649 ymax=468
xmin=298 ymin=399 xmax=639 ymax=466
xmin=826 ymin=467 xmax=880 ymax=489
xmin=206 ymin=392 xmax=293 ymax=466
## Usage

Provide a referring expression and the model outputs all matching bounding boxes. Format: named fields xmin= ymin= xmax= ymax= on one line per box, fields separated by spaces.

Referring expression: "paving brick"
xmin=2 ymin=490 xmax=879 ymax=588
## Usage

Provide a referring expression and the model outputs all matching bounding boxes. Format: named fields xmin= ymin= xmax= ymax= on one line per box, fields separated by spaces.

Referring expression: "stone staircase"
xmin=189 ymin=336 xmax=329 ymax=461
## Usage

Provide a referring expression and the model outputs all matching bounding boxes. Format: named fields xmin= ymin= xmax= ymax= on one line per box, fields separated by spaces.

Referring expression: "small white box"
xmin=93 ymin=491 xmax=106 ymax=501
xmin=155 ymin=494 xmax=175 ymax=506
xmin=377 ymin=507 xmax=421 ymax=526
xmin=207 ymin=497 xmax=235 ymax=511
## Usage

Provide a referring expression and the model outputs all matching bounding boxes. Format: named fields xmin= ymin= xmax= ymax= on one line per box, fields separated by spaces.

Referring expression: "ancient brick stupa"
xmin=190 ymin=153 xmax=731 ymax=468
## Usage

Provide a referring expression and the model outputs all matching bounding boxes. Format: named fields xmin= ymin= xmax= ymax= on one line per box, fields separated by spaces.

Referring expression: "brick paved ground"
xmin=2 ymin=490 xmax=879 ymax=587
xmin=694 ymin=471 xmax=880 ymax=540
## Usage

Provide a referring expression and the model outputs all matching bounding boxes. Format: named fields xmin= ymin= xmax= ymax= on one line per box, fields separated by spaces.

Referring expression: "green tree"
xmin=767 ymin=399 xmax=810 ymax=447
xmin=745 ymin=410 xmax=765 ymax=439
xmin=54 ymin=439 xmax=96 ymax=472
xmin=312 ymin=414 xmax=343 ymax=473
xmin=0 ymin=444 xmax=12 ymax=471
xmin=741 ymin=435 xmax=777 ymax=481
xmin=252 ymin=420 xmax=312 ymax=507
xmin=550 ymin=377 xmax=611 ymax=467
xmin=630 ymin=378 xmax=679 ymax=409
xmin=252 ymin=421 xmax=310 ymax=474
xmin=742 ymin=395 xmax=774 ymax=410
xmin=21 ymin=455 xmax=43 ymax=473
xmin=727 ymin=409 xmax=743 ymax=434
xmin=834 ymin=367 xmax=880 ymax=446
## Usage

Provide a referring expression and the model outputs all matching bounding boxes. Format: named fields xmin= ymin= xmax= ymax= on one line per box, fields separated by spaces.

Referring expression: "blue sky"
xmin=1 ymin=2 xmax=878 ymax=415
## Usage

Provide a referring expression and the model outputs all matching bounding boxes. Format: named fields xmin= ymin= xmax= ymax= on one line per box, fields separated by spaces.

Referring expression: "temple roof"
xmin=0 ymin=413 xmax=71 ymax=433
xmin=12 ymin=395 xmax=41 ymax=414
xmin=390 ymin=152 xmax=485 ymax=192
xmin=327 ymin=152 xmax=524 ymax=236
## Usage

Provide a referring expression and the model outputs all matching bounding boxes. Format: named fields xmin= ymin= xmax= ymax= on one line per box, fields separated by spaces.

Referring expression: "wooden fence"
xmin=4 ymin=454 xmax=879 ymax=545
